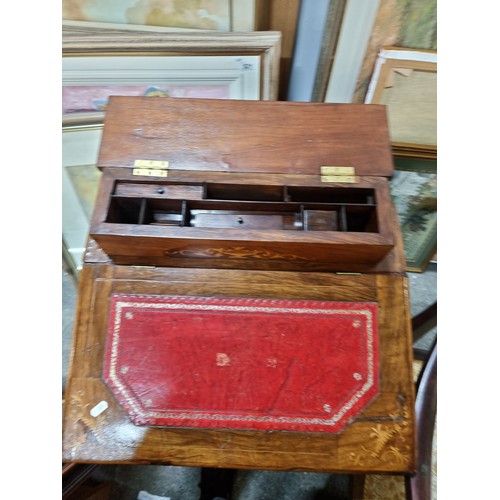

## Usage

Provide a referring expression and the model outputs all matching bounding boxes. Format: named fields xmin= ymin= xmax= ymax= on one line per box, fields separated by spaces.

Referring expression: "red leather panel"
xmin=103 ymin=294 xmax=379 ymax=433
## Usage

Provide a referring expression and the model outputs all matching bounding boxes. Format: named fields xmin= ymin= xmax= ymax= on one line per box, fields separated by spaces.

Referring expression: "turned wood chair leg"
xmin=199 ymin=467 xmax=237 ymax=500
xmin=405 ymin=340 xmax=437 ymax=500
xmin=62 ymin=463 xmax=99 ymax=499
xmin=348 ymin=474 xmax=366 ymax=500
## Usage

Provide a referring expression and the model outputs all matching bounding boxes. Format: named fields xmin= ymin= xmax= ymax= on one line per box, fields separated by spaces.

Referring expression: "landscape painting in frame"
xmin=62 ymin=0 xmax=257 ymax=31
xmin=62 ymin=0 xmax=231 ymax=30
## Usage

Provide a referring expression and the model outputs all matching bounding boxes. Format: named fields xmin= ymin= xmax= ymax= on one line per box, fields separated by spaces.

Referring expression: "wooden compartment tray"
xmin=91 ymin=176 xmax=396 ymax=271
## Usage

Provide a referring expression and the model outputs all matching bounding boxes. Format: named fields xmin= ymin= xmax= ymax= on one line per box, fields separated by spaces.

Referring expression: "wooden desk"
xmin=63 ymin=244 xmax=414 ymax=474
xmin=62 ymin=97 xmax=416 ymax=475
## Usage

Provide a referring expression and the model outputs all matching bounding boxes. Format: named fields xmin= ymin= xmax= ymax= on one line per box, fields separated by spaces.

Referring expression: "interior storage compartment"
xmin=105 ymin=182 xmax=379 ymax=233
xmin=286 ymin=186 xmax=374 ymax=204
xmin=205 ymin=183 xmax=285 ymax=202
xmin=106 ymin=198 xmax=185 ymax=225
xmin=113 ymin=182 xmax=205 ymax=199
xmin=88 ymin=98 xmax=400 ymax=271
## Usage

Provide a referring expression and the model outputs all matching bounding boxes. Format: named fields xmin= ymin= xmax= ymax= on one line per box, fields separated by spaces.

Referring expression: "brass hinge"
xmin=133 ymin=160 xmax=169 ymax=177
xmin=320 ymin=166 xmax=358 ymax=183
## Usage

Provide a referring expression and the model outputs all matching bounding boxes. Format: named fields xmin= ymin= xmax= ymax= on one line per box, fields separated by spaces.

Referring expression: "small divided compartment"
xmin=91 ymin=174 xmax=395 ymax=272
xmin=106 ymin=182 xmax=378 ymax=233
xmin=89 ymin=97 xmax=400 ymax=271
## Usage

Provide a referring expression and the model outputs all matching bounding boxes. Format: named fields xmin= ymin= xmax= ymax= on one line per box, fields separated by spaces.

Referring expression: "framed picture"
xmin=365 ymin=47 xmax=437 ymax=160
xmin=323 ymin=0 xmax=380 ymax=104
xmin=390 ymin=168 xmax=436 ymax=272
xmin=311 ymin=0 xmax=347 ymax=102
xmin=63 ymin=54 xmax=263 ymax=124
xmin=62 ymin=0 xmax=256 ymax=32
xmin=62 ymin=124 xmax=103 ymax=274
xmin=62 ymin=25 xmax=281 ymax=125
xmin=364 ymin=47 xmax=437 ymax=272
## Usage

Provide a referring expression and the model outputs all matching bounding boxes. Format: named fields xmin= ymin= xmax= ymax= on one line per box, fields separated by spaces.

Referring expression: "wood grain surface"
xmin=89 ymin=169 xmax=402 ymax=273
xmin=63 ymin=261 xmax=415 ymax=473
xmin=63 ymin=97 xmax=415 ymax=475
xmin=97 ymin=97 xmax=394 ymax=176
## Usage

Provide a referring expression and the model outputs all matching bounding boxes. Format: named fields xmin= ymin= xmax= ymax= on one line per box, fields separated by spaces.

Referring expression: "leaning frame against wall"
xmin=365 ymin=47 xmax=437 ymax=160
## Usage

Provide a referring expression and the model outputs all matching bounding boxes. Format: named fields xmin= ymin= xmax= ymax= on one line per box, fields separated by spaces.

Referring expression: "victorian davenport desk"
xmin=62 ymin=96 xmax=416 ymax=475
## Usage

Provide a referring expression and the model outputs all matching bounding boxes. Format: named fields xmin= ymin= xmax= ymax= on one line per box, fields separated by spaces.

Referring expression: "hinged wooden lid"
xmin=98 ymin=96 xmax=394 ymax=177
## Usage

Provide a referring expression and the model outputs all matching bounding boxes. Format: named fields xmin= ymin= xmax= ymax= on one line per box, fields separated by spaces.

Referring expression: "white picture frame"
xmin=62 ymin=124 xmax=103 ymax=272
xmin=63 ymin=54 xmax=262 ymax=124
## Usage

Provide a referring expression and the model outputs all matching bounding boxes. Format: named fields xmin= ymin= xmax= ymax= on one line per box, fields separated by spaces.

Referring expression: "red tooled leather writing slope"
xmin=103 ymin=295 xmax=379 ymax=433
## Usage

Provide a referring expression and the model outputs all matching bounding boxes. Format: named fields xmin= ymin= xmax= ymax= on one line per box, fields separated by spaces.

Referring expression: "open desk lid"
xmin=97 ymin=96 xmax=394 ymax=177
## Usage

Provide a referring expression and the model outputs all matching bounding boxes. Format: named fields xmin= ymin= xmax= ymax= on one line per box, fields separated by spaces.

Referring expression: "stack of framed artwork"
xmin=365 ymin=47 xmax=437 ymax=272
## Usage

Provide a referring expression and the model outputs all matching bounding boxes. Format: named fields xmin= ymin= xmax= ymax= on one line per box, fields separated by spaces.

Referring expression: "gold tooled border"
xmin=106 ymin=297 xmax=377 ymax=427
